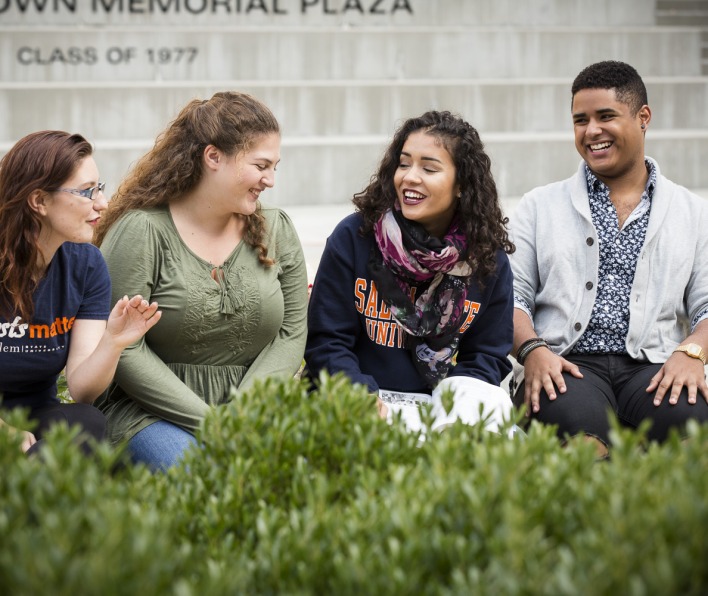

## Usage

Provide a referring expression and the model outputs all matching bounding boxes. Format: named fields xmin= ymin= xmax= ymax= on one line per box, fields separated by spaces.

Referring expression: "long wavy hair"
xmin=353 ymin=110 xmax=514 ymax=281
xmin=0 ymin=131 xmax=93 ymax=321
xmin=95 ymin=91 xmax=280 ymax=266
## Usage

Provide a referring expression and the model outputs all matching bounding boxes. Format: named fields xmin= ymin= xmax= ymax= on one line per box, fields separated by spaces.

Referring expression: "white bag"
xmin=379 ymin=376 xmax=520 ymax=439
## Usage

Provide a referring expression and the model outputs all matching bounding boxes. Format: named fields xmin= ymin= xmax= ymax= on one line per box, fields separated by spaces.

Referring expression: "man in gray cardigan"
xmin=509 ymin=60 xmax=708 ymax=456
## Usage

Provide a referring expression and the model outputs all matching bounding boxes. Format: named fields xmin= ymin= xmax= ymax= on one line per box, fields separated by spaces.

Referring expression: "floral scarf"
xmin=369 ymin=208 xmax=472 ymax=387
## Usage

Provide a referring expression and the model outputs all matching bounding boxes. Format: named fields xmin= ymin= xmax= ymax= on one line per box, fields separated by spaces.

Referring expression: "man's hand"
xmin=523 ymin=347 xmax=583 ymax=415
xmin=647 ymin=352 xmax=708 ymax=406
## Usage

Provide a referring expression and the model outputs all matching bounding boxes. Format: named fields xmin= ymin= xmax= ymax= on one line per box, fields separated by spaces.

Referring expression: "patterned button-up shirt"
xmin=571 ymin=162 xmax=655 ymax=353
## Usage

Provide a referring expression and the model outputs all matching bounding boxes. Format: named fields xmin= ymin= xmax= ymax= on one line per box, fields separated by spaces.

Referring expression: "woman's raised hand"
xmin=106 ymin=295 xmax=162 ymax=348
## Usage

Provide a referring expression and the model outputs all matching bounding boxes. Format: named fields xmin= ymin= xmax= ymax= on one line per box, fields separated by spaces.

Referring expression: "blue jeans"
xmin=128 ymin=420 xmax=197 ymax=473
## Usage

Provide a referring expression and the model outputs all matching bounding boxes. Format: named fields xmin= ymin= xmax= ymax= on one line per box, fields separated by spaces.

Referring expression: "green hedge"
xmin=1 ymin=374 xmax=707 ymax=595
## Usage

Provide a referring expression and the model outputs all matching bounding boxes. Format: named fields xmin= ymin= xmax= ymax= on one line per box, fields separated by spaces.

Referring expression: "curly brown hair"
xmin=353 ymin=110 xmax=514 ymax=281
xmin=94 ymin=91 xmax=280 ymax=266
xmin=0 ymin=131 xmax=93 ymax=321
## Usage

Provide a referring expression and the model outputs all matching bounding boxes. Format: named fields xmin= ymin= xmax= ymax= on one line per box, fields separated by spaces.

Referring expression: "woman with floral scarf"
xmin=305 ymin=111 xmax=516 ymax=433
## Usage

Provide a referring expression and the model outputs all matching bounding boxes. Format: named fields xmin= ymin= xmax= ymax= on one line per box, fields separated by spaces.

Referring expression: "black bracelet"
xmin=517 ymin=337 xmax=544 ymax=357
xmin=517 ymin=340 xmax=548 ymax=364
xmin=516 ymin=338 xmax=549 ymax=365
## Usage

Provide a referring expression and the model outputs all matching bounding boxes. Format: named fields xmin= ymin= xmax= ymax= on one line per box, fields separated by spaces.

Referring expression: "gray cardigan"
xmin=509 ymin=158 xmax=708 ymax=363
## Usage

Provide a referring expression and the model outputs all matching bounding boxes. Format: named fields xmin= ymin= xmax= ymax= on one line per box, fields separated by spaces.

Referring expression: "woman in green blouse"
xmin=94 ymin=92 xmax=308 ymax=471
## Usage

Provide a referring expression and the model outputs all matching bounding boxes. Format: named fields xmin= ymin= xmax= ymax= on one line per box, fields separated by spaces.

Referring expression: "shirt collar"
xmin=584 ymin=159 xmax=657 ymax=200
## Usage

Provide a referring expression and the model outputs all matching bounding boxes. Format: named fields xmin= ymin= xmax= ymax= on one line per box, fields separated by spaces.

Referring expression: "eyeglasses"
xmin=56 ymin=181 xmax=106 ymax=201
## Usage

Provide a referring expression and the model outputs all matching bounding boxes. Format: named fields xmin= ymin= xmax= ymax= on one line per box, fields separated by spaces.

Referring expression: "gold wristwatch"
xmin=673 ymin=343 xmax=707 ymax=365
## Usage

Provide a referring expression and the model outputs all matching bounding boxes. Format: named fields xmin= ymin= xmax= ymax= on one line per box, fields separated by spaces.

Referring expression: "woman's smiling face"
xmin=394 ymin=130 xmax=459 ymax=238
xmin=214 ymin=132 xmax=281 ymax=217
xmin=39 ymin=155 xmax=107 ymax=251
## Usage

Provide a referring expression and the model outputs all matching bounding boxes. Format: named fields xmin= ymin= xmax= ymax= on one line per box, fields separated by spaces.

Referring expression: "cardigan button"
xmin=586 ymin=237 xmax=594 ymax=246
xmin=586 ymin=281 xmax=593 ymax=290
xmin=574 ymin=322 xmax=582 ymax=331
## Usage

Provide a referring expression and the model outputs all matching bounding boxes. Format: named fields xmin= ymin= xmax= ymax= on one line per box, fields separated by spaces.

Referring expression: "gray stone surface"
xmin=0 ymin=0 xmax=656 ymax=27
xmin=1 ymin=0 xmax=706 ymax=219
xmin=9 ymin=132 xmax=703 ymax=208
xmin=289 ymin=186 xmax=708 ymax=281
xmin=1 ymin=27 xmax=702 ymax=83
xmin=3 ymin=77 xmax=707 ymax=140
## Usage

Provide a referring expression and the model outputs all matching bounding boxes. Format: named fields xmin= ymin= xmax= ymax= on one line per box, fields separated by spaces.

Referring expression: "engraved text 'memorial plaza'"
xmin=0 ymin=0 xmax=414 ymax=16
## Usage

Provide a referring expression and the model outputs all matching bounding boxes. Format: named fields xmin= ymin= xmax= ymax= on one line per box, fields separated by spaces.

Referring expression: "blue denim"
xmin=128 ymin=420 xmax=197 ymax=473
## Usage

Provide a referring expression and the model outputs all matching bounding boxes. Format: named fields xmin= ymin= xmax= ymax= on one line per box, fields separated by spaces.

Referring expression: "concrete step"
xmin=13 ymin=131 xmax=701 ymax=207
xmin=0 ymin=0 xmax=656 ymax=27
xmin=3 ymin=76 xmax=707 ymax=141
xmin=292 ymin=187 xmax=708 ymax=278
xmin=0 ymin=26 xmax=703 ymax=83
xmin=657 ymin=0 xmax=708 ymax=25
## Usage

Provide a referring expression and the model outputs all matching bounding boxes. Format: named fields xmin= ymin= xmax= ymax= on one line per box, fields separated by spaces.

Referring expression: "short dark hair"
xmin=571 ymin=60 xmax=648 ymax=115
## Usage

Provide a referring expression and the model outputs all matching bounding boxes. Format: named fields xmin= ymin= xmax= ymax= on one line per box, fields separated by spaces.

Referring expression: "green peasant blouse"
xmin=97 ymin=206 xmax=308 ymax=445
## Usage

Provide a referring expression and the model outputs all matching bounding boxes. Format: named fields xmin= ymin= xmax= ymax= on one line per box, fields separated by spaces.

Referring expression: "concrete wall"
xmin=1 ymin=0 xmax=706 ymax=209
xmin=0 ymin=0 xmax=656 ymax=27
xmin=1 ymin=28 xmax=702 ymax=83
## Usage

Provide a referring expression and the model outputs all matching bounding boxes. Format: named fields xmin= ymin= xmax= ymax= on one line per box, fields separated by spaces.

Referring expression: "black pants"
xmin=513 ymin=354 xmax=708 ymax=446
xmin=23 ymin=402 xmax=106 ymax=456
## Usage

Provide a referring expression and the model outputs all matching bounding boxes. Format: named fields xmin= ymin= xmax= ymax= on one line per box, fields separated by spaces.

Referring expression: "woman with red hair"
xmin=0 ymin=131 xmax=161 ymax=455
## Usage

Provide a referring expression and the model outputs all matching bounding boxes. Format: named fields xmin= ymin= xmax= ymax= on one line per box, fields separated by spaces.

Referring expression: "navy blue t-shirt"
xmin=0 ymin=243 xmax=111 ymax=409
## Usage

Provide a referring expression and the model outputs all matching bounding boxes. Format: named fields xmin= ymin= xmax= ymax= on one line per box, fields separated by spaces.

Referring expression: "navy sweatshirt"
xmin=305 ymin=213 xmax=514 ymax=394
